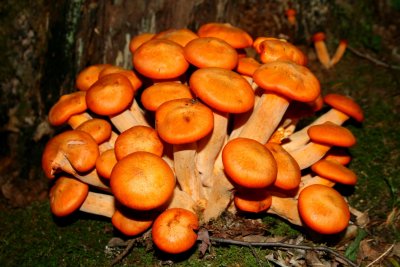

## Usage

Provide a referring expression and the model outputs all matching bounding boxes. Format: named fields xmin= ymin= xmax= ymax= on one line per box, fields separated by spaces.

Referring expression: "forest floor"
xmin=0 ymin=48 xmax=399 ymax=266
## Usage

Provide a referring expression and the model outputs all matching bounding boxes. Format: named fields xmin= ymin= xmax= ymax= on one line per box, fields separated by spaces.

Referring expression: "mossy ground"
xmin=0 ymin=51 xmax=399 ymax=266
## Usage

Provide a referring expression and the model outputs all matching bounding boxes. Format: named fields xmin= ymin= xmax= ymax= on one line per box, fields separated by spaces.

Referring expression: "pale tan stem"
xmin=238 ymin=93 xmax=290 ymax=144
xmin=173 ymin=143 xmax=203 ymax=204
xmin=330 ymin=40 xmax=347 ymax=67
xmin=196 ymin=111 xmax=228 ymax=187
xmin=129 ymin=100 xmax=150 ymax=127
xmin=314 ymin=41 xmax=331 ymax=69
xmin=166 ymin=187 xmax=196 ymax=213
xmin=79 ymin=191 xmax=115 ymax=218
xmin=282 ymin=109 xmax=349 ymax=151
xmin=288 ymin=142 xmax=331 ymax=170
xmin=68 ymin=112 xmax=92 ymax=129
xmin=267 ymin=194 xmax=302 ymax=226
xmin=294 ymin=174 xmax=335 ymax=198
xmin=75 ymin=169 xmax=110 ymax=190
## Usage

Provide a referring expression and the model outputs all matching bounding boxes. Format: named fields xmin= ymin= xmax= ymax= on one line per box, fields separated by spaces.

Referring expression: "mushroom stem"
xmin=196 ymin=111 xmax=228 ymax=187
xmin=288 ymin=141 xmax=332 ymax=170
xmin=266 ymin=194 xmax=302 ymax=226
xmin=312 ymin=32 xmax=331 ymax=69
xmin=173 ymin=143 xmax=204 ymax=206
xmin=330 ymin=40 xmax=348 ymax=67
xmin=238 ymin=93 xmax=290 ymax=144
xmin=75 ymin=170 xmax=110 ymax=190
xmin=79 ymin=191 xmax=115 ymax=218
xmin=294 ymin=174 xmax=335 ymax=198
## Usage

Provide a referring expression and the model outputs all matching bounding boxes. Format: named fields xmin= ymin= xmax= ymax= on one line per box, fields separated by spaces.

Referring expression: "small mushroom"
xmin=312 ymin=32 xmax=331 ymax=69
xmin=129 ymin=32 xmax=155 ymax=54
xmin=311 ymin=159 xmax=357 ymax=185
xmin=152 ymin=208 xmax=199 ymax=254
xmin=234 ymin=189 xmax=272 ymax=213
xmin=48 ymin=91 xmax=88 ymax=127
xmin=75 ymin=64 xmax=111 ymax=91
xmin=257 ymin=38 xmax=307 ymax=65
xmin=95 ymin=149 xmax=118 ymax=180
xmin=330 ymin=39 xmax=348 ymax=67
xmin=285 ymin=8 xmax=297 ymax=26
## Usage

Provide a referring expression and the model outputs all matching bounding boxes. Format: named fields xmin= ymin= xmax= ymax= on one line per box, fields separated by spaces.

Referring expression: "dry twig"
xmin=348 ymin=46 xmax=400 ymax=70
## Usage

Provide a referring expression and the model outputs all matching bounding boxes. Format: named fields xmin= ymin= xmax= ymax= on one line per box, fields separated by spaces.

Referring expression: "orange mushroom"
xmin=257 ymin=38 xmax=307 ymax=65
xmin=330 ymin=39 xmax=348 ymax=67
xmin=234 ymin=189 xmax=272 ymax=213
xmin=311 ymin=159 xmax=357 ymax=185
xmin=48 ymin=91 xmax=88 ymax=127
xmin=129 ymin=32 xmax=155 ymax=54
xmin=288 ymin=121 xmax=356 ymax=169
xmin=197 ymin=22 xmax=253 ymax=49
xmin=75 ymin=64 xmax=111 ymax=91
xmin=183 ymin=37 xmax=239 ymax=69
xmin=298 ymin=184 xmax=350 ymax=234
xmin=152 ymin=28 xmax=199 ymax=47
xmin=285 ymin=8 xmax=297 ymax=26
xmin=110 ymin=151 xmax=175 ymax=211
xmin=152 ymin=208 xmax=199 ymax=254
xmin=222 ymin=137 xmax=277 ymax=189
xmin=323 ymin=147 xmax=352 ymax=165
xmin=283 ymin=93 xmax=363 ymax=151
xmin=239 ymin=60 xmax=320 ymax=144
xmin=95 ymin=149 xmax=118 ymax=180
xmin=114 ymin=125 xmax=163 ymax=160
xmin=312 ymin=32 xmax=331 ymax=69
xmin=75 ymin=118 xmax=112 ymax=145
xmin=111 ymin=208 xmax=154 ymax=237
xmin=133 ymin=39 xmax=189 ymax=80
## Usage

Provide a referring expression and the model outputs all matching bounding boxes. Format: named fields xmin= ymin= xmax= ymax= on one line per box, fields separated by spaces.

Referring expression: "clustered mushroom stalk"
xmin=42 ymin=22 xmax=364 ymax=255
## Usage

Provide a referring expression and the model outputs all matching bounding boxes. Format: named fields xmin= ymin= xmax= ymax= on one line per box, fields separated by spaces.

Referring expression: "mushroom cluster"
xmin=42 ymin=22 xmax=364 ymax=254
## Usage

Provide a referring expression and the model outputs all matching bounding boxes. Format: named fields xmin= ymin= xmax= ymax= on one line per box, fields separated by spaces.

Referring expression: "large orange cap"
xmin=152 ymin=208 xmax=199 ymax=254
xmin=110 ymin=151 xmax=175 ymax=210
xmin=129 ymin=32 xmax=155 ymax=53
xmin=311 ymin=159 xmax=357 ymax=185
xmin=222 ymin=138 xmax=277 ymax=189
xmin=189 ymin=67 xmax=255 ymax=113
xmin=49 ymin=177 xmax=89 ymax=217
xmin=258 ymin=38 xmax=307 ymax=65
xmin=141 ymin=82 xmax=193 ymax=111
xmin=197 ymin=22 xmax=253 ymax=49
xmin=133 ymin=39 xmax=189 ymax=79
xmin=111 ymin=208 xmax=154 ymax=236
xmin=155 ymin=98 xmax=214 ymax=144
xmin=265 ymin=143 xmax=301 ymax=190
xmin=153 ymin=28 xmax=199 ymax=47
xmin=48 ymin=91 xmax=87 ymax=126
xmin=86 ymin=73 xmax=134 ymax=116
xmin=298 ymin=184 xmax=350 ymax=234
xmin=308 ymin=121 xmax=356 ymax=147
xmin=183 ymin=37 xmax=238 ymax=69
xmin=234 ymin=189 xmax=272 ymax=213
xmin=114 ymin=125 xmax=164 ymax=160
xmin=323 ymin=93 xmax=364 ymax=122
xmin=42 ymin=130 xmax=100 ymax=179
xmin=98 ymin=65 xmax=143 ymax=92
xmin=253 ymin=61 xmax=320 ymax=102
xmin=95 ymin=149 xmax=117 ymax=179
xmin=75 ymin=118 xmax=112 ymax=144
xmin=75 ymin=64 xmax=111 ymax=91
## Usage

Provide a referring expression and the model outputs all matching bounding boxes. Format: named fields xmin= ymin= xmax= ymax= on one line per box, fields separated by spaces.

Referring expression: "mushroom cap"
xmin=323 ymin=93 xmax=364 ymax=122
xmin=285 ymin=8 xmax=296 ymax=16
xmin=152 ymin=28 xmax=199 ymax=47
xmin=308 ymin=121 xmax=356 ymax=147
xmin=234 ymin=189 xmax=272 ymax=213
xmin=75 ymin=64 xmax=111 ymax=91
xmin=141 ymin=82 xmax=193 ymax=111
xmin=110 ymin=151 xmax=175 ymax=210
xmin=298 ymin=184 xmax=350 ymax=234
xmin=312 ymin=32 xmax=326 ymax=42
xmin=86 ymin=73 xmax=134 ymax=116
xmin=49 ymin=176 xmax=89 ymax=217
xmin=258 ymin=38 xmax=307 ymax=65
xmin=197 ymin=22 xmax=253 ymax=49
xmin=98 ymin=65 xmax=143 ymax=93
xmin=236 ymin=56 xmax=261 ymax=76
xmin=323 ymin=147 xmax=352 ymax=165
xmin=111 ymin=209 xmax=154 ymax=236
xmin=253 ymin=61 xmax=320 ymax=103
xmin=152 ymin=208 xmax=199 ymax=254
xmin=42 ymin=130 xmax=100 ymax=179
xmin=265 ymin=142 xmax=301 ymax=190
xmin=129 ymin=32 xmax=155 ymax=53
xmin=155 ymin=98 xmax=214 ymax=144
xmin=76 ymin=118 xmax=112 ymax=144
xmin=114 ymin=125 xmax=164 ymax=160
xmin=133 ymin=39 xmax=189 ymax=79
xmin=183 ymin=37 xmax=238 ymax=69
xmin=48 ymin=91 xmax=87 ymax=126
xmin=189 ymin=67 xmax=255 ymax=113
xmin=222 ymin=138 xmax=277 ymax=189
xmin=95 ymin=149 xmax=117 ymax=179
xmin=311 ymin=159 xmax=357 ymax=185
